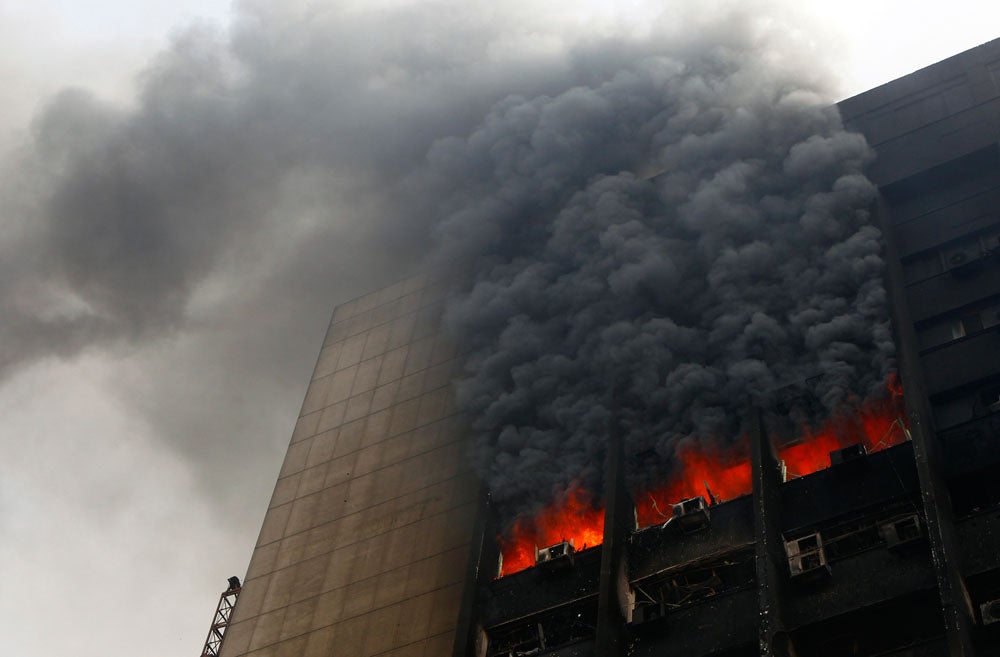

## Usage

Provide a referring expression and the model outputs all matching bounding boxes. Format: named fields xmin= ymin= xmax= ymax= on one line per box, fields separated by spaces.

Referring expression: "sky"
xmin=0 ymin=1 xmax=996 ymax=656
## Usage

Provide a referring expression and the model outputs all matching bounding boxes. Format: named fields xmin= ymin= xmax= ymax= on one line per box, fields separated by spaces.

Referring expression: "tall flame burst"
xmin=498 ymin=376 xmax=908 ymax=575
xmin=498 ymin=485 xmax=605 ymax=575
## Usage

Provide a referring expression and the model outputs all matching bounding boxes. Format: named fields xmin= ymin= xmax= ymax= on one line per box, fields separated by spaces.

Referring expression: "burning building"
xmin=217 ymin=39 xmax=1000 ymax=657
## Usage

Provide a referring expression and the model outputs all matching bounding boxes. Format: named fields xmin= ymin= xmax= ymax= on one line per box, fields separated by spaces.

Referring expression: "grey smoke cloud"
xmin=0 ymin=3 xmax=630 ymax=502
xmin=4 ymin=1 xmax=890 ymax=519
xmin=0 ymin=2 xmax=823 ymax=451
xmin=2 ymin=3 xmax=670 ymax=378
xmin=431 ymin=35 xmax=893 ymax=521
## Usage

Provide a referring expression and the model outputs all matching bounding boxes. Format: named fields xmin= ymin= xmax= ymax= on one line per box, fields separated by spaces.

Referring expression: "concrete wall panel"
xmin=222 ymin=271 xmax=477 ymax=657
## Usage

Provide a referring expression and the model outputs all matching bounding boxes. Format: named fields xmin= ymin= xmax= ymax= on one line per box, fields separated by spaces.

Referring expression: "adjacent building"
xmin=217 ymin=272 xmax=480 ymax=657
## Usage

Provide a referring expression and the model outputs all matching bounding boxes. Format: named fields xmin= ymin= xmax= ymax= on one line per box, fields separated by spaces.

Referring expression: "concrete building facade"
xmin=219 ymin=271 xmax=479 ymax=657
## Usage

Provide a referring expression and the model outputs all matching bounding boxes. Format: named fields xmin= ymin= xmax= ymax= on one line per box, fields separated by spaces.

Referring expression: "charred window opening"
xmin=965 ymin=569 xmax=1000 ymax=628
xmin=485 ymin=599 xmax=598 ymax=656
xmin=917 ymin=294 xmax=1000 ymax=351
xmin=784 ymin=503 xmax=925 ymax=568
xmin=880 ymin=514 xmax=923 ymax=550
xmin=932 ymin=374 xmax=1000 ymax=430
xmin=980 ymin=381 xmax=1000 ymax=414
xmin=938 ymin=227 xmax=1000 ymax=275
xmin=882 ymin=143 xmax=1000 ymax=222
xmin=789 ymin=589 xmax=947 ymax=656
xmin=629 ymin=547 xmax=755 ymax=622
xmin=949 ymin=461 xmax=1000 ymax=517
xmin=901 ymin=216 xmax=1000 ymax=286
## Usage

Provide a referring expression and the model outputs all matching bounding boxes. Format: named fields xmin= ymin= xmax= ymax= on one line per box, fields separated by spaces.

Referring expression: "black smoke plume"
xmin=430 ymin=31 xmax=893 ymax=521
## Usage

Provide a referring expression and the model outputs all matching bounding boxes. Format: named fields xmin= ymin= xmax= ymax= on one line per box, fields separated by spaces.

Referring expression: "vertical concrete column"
xmin=595 ymin=414 xmax=632 ymax=657
xmin=875 ymin=197 xmax=977 ymax=656
xmin=451 ymin=485 xmax=498 ymax=657
xmin=750 ymin=410 xmax=795 ymax=657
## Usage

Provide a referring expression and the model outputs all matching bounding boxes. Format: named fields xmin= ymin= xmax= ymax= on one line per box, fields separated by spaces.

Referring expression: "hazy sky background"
xmin=0 ymin=1 xmax=996 ymax=656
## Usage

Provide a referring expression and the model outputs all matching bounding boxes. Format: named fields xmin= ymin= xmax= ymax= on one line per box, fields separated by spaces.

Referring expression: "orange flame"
xmin=498 ymin=484 xmax=605 ymax=576
xmin=498 ymin=375 xmax=909 ymax=571
xmin=780 ymin=373 xmax=907 ymax=478
xmin=637 ymin=374 xmax=908 ymax=527
xmin=635 ymin=441 xmax=753 ymax=527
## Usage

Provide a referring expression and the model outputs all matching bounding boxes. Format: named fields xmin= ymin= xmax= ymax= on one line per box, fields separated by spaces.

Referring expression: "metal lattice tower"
xmin=200 ymin=577 xmax=241 ymax=657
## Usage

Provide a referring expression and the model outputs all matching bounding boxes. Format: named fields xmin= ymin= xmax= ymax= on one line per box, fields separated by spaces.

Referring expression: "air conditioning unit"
xmin=979 ymin=226 xmax=1000 ymax=255
xmin=785 ymin=533 xmax=831 ymax=579
xmin=830 ymin=443 xmax=868 ymax=467
xmin=981 ymin=303 xmax=1000 ymax=330
xmin=672 ymin=496 xmax=711 ymax=533
xmin=940 ymin=240 xmax=983 ymax=271
xmin=535 ymin=540 xmax=575 ymax=569
xmin=880 ymin=514 xmax=923 ymax=550
xmin=980 ymin=599 xmax=1000 ymax=625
